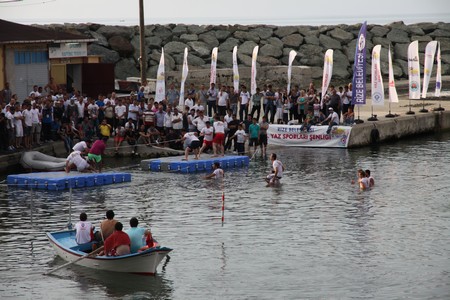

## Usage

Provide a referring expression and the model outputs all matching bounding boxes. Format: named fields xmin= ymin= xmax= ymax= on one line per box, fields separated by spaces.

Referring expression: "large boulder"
xmin=219 ymin=37 xmax=240 ymax=52
xmin=298 ymin=44 xmax=323 ymax=66
xmin=274 ymin=26 xmax=297 ymax=38
xmin=281 ymin=34 xmax=303 ymax=48
xmin=251 ymin=27 xmax=274 ymax=40
xmin=180 ymin=34 xmax=199 ymax=42
xmin=153 ymin=26 xmax=173 ymax=41
xmin=115 ymin=58 xmax=139 ymax=80
xmin=329 ymin=28 xmax=354 ymax=43
xmin=237 ymin=53 xmax=253 ymax=67
xmin=164 ymin=41 xmax=189 ymax=54
xmin=370 ymin=25 xmax=390 ymax=37
xmin=393 ymin=43 xmax=409 ymax=60
xmin=257 ymin=55 xmax=280 ymax=66
xmin=411 ymin=35 xmax=432 ymax=42
xmin=395 ymin=59 xmax=408 ymax=77
xmin=187 ymin=25 xmax=208 ymax=35
xmin=217 ymin=51 xmax=233 ymax=67
xmin=386 ymin=28 xmax=410 ymax=43
xmin=88 ymin=44 xmax=120 ymax=64
xmin=266 ymin=37 xmax=283 ymax=49
xmin=319 ymin=34 xmax=342 ymax=50
xmin=172 ymin=25 xmax=187 ymax=35
xmin=372 ymin=37 xmax=392 ymax=49
xmin=233 ymin=31 xmax=260 ymax=43
xmin=173 ymin=52 xmax=205 ymax=67
xmin=297 ymin=26 xmax=317 ymax=36
xmin=259 ymin=44 xmax=283 ymax=58
xmin=108 ymin=36 xmax=134 ymax=56
xmin=304 ymin=35 xmax=319 ymax=45
xmin=332 ymin=50 xmax=350 ymax=78
xmin=96 ymin=25 xmax=134 ymax=39
xmin=198 ymin=32 xmax=219 ymax=47
xmin=215 ymin=30 xmax=231 ymax=41
xmin=146 ymin=36 xmax=163 ymax=49
xmin=88 ymin=30 xmax=108 ymax=47
xmin=143 ymin=25 xmax=156 ymax=37
xmin=238 ymin=41 xmax=258 ymax=56
xmin=187 ymin=41 xmax=212 ymax=57
xmin=429 ymin=29 xmax=450 ymax=38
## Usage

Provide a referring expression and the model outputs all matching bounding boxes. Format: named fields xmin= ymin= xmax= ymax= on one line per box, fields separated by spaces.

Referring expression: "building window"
xmin=14 ymin=50 xmax=48 ymax=65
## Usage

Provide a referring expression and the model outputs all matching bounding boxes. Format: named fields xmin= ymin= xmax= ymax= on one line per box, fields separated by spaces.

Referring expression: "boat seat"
xmin=70 ymin=241 xmax=97 ymax=252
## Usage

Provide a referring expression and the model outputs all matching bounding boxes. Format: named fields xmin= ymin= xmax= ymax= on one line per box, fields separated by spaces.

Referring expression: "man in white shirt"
xmin=319 ymin=107 xmax=340 ymax=134
xmin=30 ymin=102 xmax=41 ymax=146
xmin=171 ymin=107 xmax=183 ymax=134
xmin=239 ymin=85 xmax=250 ymax=121
xmin=181 ymin=130 xmax=201 ymax=160
xmin=65 ymin=150 xmax=94 ymax=173
xmin=114 ymin=99 xmax=127 ymax=127
xmin=212 ymin=115 xmax=226 ymax=157
xmin=204 ymin=162 xmax=224 ymax=179
xmin=266 ymin=153 xmax=284 ymax=186
xmin=217 ymin=86 xmax=229 ymax=116
xmin=75 ymin=212 xmax=94 ymax=244
xmin=198 ymin=121 xmax=214 ymax=157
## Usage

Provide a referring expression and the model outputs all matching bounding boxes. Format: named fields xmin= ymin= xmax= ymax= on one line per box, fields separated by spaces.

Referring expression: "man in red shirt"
xmin=103 ymin=222 xmax=131 ymax=256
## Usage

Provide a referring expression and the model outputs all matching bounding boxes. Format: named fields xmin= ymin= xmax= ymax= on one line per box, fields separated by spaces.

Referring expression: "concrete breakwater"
xmin=36 ymin=21 xmax=450 ymax=86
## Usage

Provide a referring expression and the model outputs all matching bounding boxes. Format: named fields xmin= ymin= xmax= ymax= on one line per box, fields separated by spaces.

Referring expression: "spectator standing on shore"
xmin=239 ymin=85 xmax=250 ymax=121
xmin=229 ymin=86 xmax=239 ymax=115
xmin=264 ymin=84 xmax=276 ymax=124
xmin=250 ymin=87 xmax=263 ymax=122
xmin=198 ymin=84 xmax=208 ymax=107
xmin=217 ymin=85 xmax=229 ymax=116
xmin=207 ymin=83 xmax=218 ymax=117
xmin=248 ymin=117 xmax=260 ymax=156
xmin=115 ymin=99 xmax=127 ymax=127
xmin=22 ymin=103 xmax=33 ymax=150
xmin=0 ymin=82 xmax=12 ymax=105
xmin=13 ymin=103 xmax=24 ymax=149
xmin=166 ymin=83 xmax=180 ymax=107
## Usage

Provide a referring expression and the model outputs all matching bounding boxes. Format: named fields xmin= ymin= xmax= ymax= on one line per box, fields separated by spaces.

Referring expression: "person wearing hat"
xmin=319 ymin=107 xmax=340 ymax=134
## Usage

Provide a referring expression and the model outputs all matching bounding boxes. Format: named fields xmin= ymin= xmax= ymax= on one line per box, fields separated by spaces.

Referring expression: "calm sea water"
xmin=1 ymin=132 xmax=450 ymax=299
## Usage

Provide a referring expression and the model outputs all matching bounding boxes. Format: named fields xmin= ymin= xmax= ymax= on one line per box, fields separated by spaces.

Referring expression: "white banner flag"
xmin=210 ymin=47 xmax=218 ymax=85
xmin=179 ymin=47 xmax=189 ymax=109
xmin=287 ymin=50 xmax=297 ymax=95
xmin=155 ymin=48 xmax=166 ymax=103
xmin=232 ymin=46 xmax=239 ymax=91
xmin=388 ymin=45 xmax=399 ymax=103
xmin=435 ymin=42 xmax=441 ymax=97
xmin=408 ymin=41 xmax=421 ymax=99
xmin=422 ymin=41 xmax=438 ymax=98
xmin=371 ymin=45 xmax=384 ymax=106
xmin=251 ymin=45 xmax=259 ymax=95
xmin=320 ymin=49 xmax=334 ymax=108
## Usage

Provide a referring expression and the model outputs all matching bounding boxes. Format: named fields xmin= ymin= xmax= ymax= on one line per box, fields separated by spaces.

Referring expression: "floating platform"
xmin=140 ymin=155 xmax=250 ymax=173
xmin=6 ymin=171 xmax=132 ymax=191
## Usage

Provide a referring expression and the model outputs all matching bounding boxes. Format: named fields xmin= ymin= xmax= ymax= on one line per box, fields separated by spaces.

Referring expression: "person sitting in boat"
xmin=95 ymin=209 xmax=118 ymax=242
xmin=265 ymin=153 xmax=284 ymax=187
xmin=204 ymin=162 xmax=224 ymax=179
xmin=103 ymin=222 xmax=131 ymax=256
xmin=75 ymin=212 xmax=94 ymax=244
xmin=65 ymin=150 xmax=95 ymax=173
xmin=125 ymin=217 xmax=153 ymax=253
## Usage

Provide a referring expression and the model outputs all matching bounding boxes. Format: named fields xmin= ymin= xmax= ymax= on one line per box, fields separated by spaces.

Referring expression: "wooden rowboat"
xmin=47 ymin=230 xmax=172 ymax=275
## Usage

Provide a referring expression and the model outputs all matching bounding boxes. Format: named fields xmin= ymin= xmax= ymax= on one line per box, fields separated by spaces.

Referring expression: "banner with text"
xmin=210 ymin=47 xmax=218 ymax=85
xmin=267 ymin=124 xmax=352 ymax=148
xmin=351 ymin=21 xmax=367 ymax=106
xmin=232 ymin=46 xmax=240 ymax=91
xmin=251 ymin=46 xmax=259 ymax=95
xmin=155 ymin=47 xmax=166 ymax=103
xmin=287 ymin=50 xmax=297 ymax=95
xmin=408 ymin=40 xmax=421 ymax=99
xmin=320 ymin=49 xmax=333 ymax=109
xmin=179 ymin=47 xmax=189 ymax=109
xmin=435 ymin=42 xmax=441 ymax=97
xmin=388 ymin=45 xmax=399 ymax=103
xmin=371 ymin=45 xmax=384 ymax=106
xmin=422 ymin=40 xmax=437 ymax=98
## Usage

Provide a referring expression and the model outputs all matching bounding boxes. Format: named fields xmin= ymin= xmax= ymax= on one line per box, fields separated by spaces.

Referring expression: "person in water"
xmin=204 ymin=162 xmax=224 ymax=179
xmin=266 ymin=153 xmax=284 ymax=186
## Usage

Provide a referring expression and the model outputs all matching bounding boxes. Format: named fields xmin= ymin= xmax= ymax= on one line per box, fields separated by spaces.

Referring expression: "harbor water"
xmin=1 ymin=132 xmax=450 ymax=299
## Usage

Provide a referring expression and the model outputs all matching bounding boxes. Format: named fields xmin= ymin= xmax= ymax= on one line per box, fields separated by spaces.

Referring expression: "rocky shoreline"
xmin=37 ymin=22 xmax=450 ymax=85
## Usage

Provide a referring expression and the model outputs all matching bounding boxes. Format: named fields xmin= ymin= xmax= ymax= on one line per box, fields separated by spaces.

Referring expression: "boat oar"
xmin=44 ymin=245 xmax=104 ymax=275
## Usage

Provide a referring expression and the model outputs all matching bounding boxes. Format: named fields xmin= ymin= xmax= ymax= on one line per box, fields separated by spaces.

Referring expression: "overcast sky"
xmin=1 ymin=0 xmax=449 ymax=25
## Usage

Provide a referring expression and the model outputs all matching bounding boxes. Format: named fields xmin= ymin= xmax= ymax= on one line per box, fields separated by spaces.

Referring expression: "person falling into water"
xmin=204 ymin=162 xmax=224 ymax=179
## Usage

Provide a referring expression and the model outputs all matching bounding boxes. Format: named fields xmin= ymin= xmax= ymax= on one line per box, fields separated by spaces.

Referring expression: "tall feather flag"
xmin=210 ymin=47 xmax=218 ymax=85
xmin=435 ymin=42 xmax=441 ymax=97
xmin=251 ymin=46 xmax=259 ymax=95
xmin=351 ymin=21 xmax=368 ymax=106
xmin=155 ymin=48 xmax=166 ymax=103
xmin=388 ymin=45 xmax=399 ymax=103
xmin=407 ymin=40 xmax=421 ymax=99
xmin=178 ymin=47 xmax=189 ymax=109
xmin=232 ymin=46 xmax=239 ymax=91
xmin=422 ymin=41 xmax=438 ymax=98
xmin=320 ymin=49 xmax=333 ymax=109
xmin=371 ymin=45 xmax=384 ymax=106
xmin=287 ymin=50 xmax=297 ymax=95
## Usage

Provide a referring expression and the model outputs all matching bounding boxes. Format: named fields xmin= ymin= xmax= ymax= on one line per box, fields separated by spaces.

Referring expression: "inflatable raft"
xmin=20 ymin=151 xmax=66 ymax=171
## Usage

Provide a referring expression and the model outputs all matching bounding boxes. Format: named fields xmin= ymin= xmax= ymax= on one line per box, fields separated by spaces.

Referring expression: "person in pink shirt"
xmin=88 ymin=137 xmax=107 ymax=172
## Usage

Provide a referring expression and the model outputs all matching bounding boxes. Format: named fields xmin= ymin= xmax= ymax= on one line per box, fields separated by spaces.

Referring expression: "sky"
xmin=0 ymin=0 xmax=449 ymax=26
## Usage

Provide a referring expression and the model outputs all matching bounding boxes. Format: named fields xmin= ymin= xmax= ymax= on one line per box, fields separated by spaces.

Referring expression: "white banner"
xmin=422 ymin=41 xmax=437 ymax=98
xmin=251 ymin=46 xmax=259 ymax=95
xmin=155 ymin=48 xmax=166 ymax=103
xmin=232 ymin=46 xmax=239 ymax=91
xmin=287 ymin=50 xmax=297 ymax=95
xmin=267 ymin=124 xmax=352 ymax=148
xmin=320 ymin=49 xmax=334 ymax=108
xmin=435 ymin=42 xmax=441 ymax=97
xmin=371 ymin=45 xmax=384 ymax=106
xmin=179 ymin=47 xmax=189 ymax=109
xmin=210 ymin=47 xmax=218 ymax=85
xmin=408 ymin=41 xmax=421 ymax=99
xmin=49 ymin=42 xmax=87 ymax=58
xmin=388 ymin=45 xmax=399 ymax=103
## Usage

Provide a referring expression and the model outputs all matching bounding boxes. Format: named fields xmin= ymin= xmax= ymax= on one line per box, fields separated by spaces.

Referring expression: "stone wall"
xmin=40 ymin=22 xmax=450 ymax=87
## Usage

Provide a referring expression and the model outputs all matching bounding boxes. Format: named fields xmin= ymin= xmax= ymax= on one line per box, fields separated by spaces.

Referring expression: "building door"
xmin=6 ymin=48 xmax=49 ymax=101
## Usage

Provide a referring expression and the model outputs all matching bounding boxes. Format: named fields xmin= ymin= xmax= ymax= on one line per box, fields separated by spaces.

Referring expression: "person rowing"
xmin=265 ymin=153 xmax=284 ymax=187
